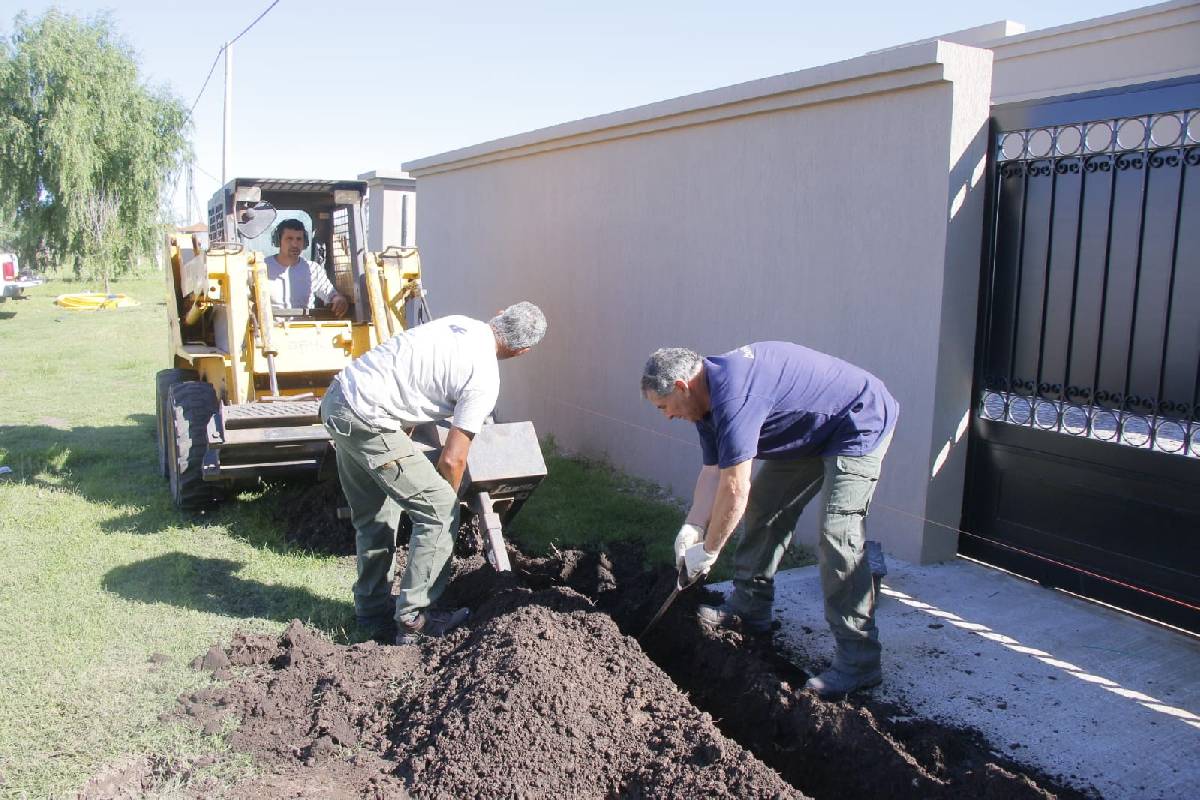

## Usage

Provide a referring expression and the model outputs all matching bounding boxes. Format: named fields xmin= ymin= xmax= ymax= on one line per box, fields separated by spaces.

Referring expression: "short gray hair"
xmin=490 ymin=302 xmax=547 ymax=350
xmin=641 ymin=347 xmax=703 ymax=396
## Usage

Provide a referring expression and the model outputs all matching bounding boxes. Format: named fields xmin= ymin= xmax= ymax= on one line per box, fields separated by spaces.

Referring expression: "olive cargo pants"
xmin=319 ymin=381 xmax=460 ymax=624
xmin=727 ymin=431 xmax=893 ymax=676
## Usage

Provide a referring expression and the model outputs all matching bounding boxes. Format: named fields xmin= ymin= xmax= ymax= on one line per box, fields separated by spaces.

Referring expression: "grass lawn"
xmin=0 ymin=275 xmax=700 ymax=797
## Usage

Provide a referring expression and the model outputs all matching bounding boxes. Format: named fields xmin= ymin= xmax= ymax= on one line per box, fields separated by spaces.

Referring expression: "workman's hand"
xmin=682 ymin=541 xmax=719 ymax=583
xmin=330 ymin=293 xmax=349 ymax=317
xmin=674 ymin=523 xmax=704 ymax=564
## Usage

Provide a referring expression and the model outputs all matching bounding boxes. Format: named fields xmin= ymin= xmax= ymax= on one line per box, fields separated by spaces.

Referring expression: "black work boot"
xmin=395 ymin=607 xmax=470 ymax=645
xmin=804 ymin=666 xmax=883 ymax=700
xmin=695 ymin=602 xmax=773 ymax=634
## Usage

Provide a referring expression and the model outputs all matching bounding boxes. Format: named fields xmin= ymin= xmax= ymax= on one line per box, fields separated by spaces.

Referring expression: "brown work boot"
xmin=395 ymin=607 xmax=470 ymax=645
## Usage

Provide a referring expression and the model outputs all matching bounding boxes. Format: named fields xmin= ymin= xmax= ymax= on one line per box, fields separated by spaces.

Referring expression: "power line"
xmin=192 ymin=163 xmax=220 ymax=183
xmin=186 ymin=0 xmax=282 ymax=120
xmin=187 ymin=50 xmax=223 ymax=118
xmin=228 ymin=0 xmax=281 ymax=47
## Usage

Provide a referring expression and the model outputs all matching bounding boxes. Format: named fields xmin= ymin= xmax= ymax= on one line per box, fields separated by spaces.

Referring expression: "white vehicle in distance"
xmin=0 ymin=252 xmax=43 ymax=302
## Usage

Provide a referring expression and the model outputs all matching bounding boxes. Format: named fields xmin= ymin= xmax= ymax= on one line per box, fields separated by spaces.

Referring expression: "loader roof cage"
xmin=207 ymin=177 xmax=373 ymax=323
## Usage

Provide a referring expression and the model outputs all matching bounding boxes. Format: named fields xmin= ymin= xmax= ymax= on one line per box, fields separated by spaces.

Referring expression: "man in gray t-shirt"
xmin=320 ymin=302 xmax=547 ymax=645
xmin=266 ymin=219 xmax=348 ymax=315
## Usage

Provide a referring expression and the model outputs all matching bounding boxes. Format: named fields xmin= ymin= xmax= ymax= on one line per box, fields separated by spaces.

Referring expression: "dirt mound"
xmin=157 ymin=540 xmax=1087 ymax=799
xmin=395 ymin=586 xmax=797 ymax=797
xmin=177 ymin=590 xmax=799 ymax=798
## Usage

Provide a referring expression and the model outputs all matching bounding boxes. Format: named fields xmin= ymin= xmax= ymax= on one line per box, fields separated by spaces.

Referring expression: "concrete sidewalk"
xmin=715 ymin=557 xmax=1200 ymax=800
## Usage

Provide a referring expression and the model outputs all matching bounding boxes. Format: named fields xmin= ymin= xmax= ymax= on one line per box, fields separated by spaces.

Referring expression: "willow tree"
xmin=0 ymin=10 xmax=190 ymax=284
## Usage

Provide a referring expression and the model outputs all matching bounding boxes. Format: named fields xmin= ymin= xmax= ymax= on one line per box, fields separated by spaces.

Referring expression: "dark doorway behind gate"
xmin=964 ymin=79 xmax=1200 ymax=634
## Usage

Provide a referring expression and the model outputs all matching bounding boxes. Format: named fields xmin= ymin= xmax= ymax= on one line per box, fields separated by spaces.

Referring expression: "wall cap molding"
xmin=405 ymin=41 xmax=991 ymax=177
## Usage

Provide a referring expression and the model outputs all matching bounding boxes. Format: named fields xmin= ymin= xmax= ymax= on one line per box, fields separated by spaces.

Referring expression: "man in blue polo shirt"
xmin=641 ymin=343 xmax=898 ymax=698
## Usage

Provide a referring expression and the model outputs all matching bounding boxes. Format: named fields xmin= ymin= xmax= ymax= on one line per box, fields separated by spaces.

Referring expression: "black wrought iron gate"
xmin=964 ymin=80 xmax=1200 ymax=634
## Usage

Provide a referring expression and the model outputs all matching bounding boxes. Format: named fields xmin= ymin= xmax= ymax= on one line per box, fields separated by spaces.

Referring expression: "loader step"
xmin=214 ymin=423 xmax=330 ymax=447
xmin=222 ymin=400 xmax=322 ymax=429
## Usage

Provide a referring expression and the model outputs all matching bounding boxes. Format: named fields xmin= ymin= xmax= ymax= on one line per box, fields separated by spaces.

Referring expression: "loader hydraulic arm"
xmin=249 ymin=256 xmax=281 ymax=397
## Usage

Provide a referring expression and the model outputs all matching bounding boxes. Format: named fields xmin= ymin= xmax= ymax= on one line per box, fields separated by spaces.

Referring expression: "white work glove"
xmin=674 ymin=523 xmax=704 ymax=564
xmin=681 ymin=541 xmax=719 ymax=584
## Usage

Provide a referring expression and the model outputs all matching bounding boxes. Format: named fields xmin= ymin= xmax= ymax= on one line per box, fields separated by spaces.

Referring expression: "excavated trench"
xmin=102 ymin=483 xmax=1093 ymax=799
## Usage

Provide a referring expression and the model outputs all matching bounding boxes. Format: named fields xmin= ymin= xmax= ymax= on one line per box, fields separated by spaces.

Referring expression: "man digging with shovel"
xmin=641 ymin=344 xmax=897 ymax=699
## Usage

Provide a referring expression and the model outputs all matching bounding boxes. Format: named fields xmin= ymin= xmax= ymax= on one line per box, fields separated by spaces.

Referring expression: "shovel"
xmin=639 ymin=563 xmax=703 ymax=639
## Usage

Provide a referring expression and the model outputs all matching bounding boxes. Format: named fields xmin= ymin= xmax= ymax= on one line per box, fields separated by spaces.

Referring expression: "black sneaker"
xmin=395 ymin=607 xmax=470 ymax=645
xmin=695 ymin=603 xmax=772 ymax=634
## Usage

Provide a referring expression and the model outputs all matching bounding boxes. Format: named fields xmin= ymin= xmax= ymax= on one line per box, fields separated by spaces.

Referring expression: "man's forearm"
xmin=436 ymin=458 xmax=466 ymax=493
xmin=685 ymin=465 xmax=719 ymax=528
xmin=311 ymin=262 xmax=338 ymax=302
xmin=704 ymin=461 xmax=752 ymax=552
xmin=437 ymin=425 xmax=474 ymax=494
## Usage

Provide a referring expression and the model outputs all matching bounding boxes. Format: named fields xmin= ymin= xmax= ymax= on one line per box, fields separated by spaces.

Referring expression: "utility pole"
xmin=222 ymin=41 xmax=233 ymax=188
xmin=185 ymin=164 xmax=195 ymax=225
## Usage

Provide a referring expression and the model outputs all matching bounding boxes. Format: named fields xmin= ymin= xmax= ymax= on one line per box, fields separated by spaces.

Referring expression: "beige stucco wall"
xmin=404 ymin=41 xmax=993 ymax=564
xmin=359 ymin=170 xmax=417 ymax=250
xmin=987 ymin=0 xmax=1200 ymax=103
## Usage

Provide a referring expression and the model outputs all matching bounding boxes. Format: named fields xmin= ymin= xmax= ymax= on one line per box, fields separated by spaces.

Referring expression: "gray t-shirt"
xmin=265 ymin=255 xmax=338 ymax=309
xmin=336 ymin=315 xmax=500 ymax=434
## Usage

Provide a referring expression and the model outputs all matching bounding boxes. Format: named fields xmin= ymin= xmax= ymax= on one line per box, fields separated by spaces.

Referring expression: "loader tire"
xmin=167 ymin=381 xmax=221 ymax=510
xmin=156 ymin=368 xmax=197 ymax=479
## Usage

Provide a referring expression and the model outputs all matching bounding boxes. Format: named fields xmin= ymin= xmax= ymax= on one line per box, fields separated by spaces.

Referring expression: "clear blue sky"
xmin=8 ymin=1 xmax=1147 ymax=221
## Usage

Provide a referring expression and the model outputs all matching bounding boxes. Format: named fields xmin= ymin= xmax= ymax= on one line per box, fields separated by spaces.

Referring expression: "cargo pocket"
xmin=366 ymin=432 xmax=426 ymax=500
xmin=828 ymin=455 xmax=881 ymax=516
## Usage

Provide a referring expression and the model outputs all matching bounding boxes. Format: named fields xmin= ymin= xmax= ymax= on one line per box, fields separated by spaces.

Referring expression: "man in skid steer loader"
xmin=320 ymin=301 xmax=548 ymax=644
xmin=641 ymin=344 xmax=898 ymax=700
xmin=265 ymin=218 xmax=349 ymax=316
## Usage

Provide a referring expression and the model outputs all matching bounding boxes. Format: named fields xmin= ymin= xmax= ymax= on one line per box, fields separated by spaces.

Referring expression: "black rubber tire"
xmin=155 ymin=368 xmax=197 ymax=479
xmin=167 ymin=381 xmax=221 ymax=510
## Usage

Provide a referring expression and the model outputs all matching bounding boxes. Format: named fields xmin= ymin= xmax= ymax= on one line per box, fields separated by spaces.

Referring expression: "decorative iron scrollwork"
xmin=997 ymin=111 xmax=1199 ymax=162
xmin=1115 ymin=153 xmax=1144 ymax=171
xmin=978 ymin=386 xmax=1197 ymax=457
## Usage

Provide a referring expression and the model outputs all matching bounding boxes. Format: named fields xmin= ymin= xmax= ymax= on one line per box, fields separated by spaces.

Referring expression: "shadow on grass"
xmin=0 ymin=415 xmax=315 ymax=552
xmin=103 ymin=552 xmax=353 ymax=631
xmin=0 ymin=310 xmax=17 ymax=321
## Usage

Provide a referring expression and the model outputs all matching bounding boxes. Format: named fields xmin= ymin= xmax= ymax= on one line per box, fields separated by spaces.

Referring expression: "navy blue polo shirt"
xmin=696 ymin=342 xmax=898 ymax=468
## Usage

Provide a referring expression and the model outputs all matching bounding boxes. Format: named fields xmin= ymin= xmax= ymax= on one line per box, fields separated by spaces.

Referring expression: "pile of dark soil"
xmin=123 ymin=488 xmax=1093 ymax=799
xmin=513 ymin=544 xmax=1086 ymax=799
xmin=173 ymin=573 xmax=798 ymax=798
xmin=157 ymin=543 xmax=1091 ymax=800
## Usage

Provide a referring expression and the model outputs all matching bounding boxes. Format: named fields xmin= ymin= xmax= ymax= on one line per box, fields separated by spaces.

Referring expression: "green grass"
xmin=506 ymin=440 xmax=685 ymax=566
xmin=0 ymin=277 xmax=356 ymax=797
xmin=0 ymin=274 xmax=704 ymax=798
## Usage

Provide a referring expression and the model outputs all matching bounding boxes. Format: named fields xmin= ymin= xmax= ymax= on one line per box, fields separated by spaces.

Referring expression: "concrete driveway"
xmin=720 ymin=556 xmax=1200 ymax=800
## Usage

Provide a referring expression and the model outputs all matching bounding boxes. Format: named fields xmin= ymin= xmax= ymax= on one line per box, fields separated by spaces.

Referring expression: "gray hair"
xmin=641 ymin=347 xmax=703 ymax=396
xmin=489 ymin=301 xmax=547 ymax=350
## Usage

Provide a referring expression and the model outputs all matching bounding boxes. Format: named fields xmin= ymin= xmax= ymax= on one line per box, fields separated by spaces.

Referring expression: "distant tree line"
xmin=0 ymin=9 xmax=191 ymax=287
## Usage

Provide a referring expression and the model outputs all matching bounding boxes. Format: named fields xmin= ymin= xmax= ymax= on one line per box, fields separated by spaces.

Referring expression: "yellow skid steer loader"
xmin=156 ymin=178 xmax=542 ymax=572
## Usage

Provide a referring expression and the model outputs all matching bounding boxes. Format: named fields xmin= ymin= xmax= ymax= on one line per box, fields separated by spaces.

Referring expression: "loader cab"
xmin=158 ymin=176 xmax=426 ymax=510
xmin=208 ymin=178 xmax=371 ymax=321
